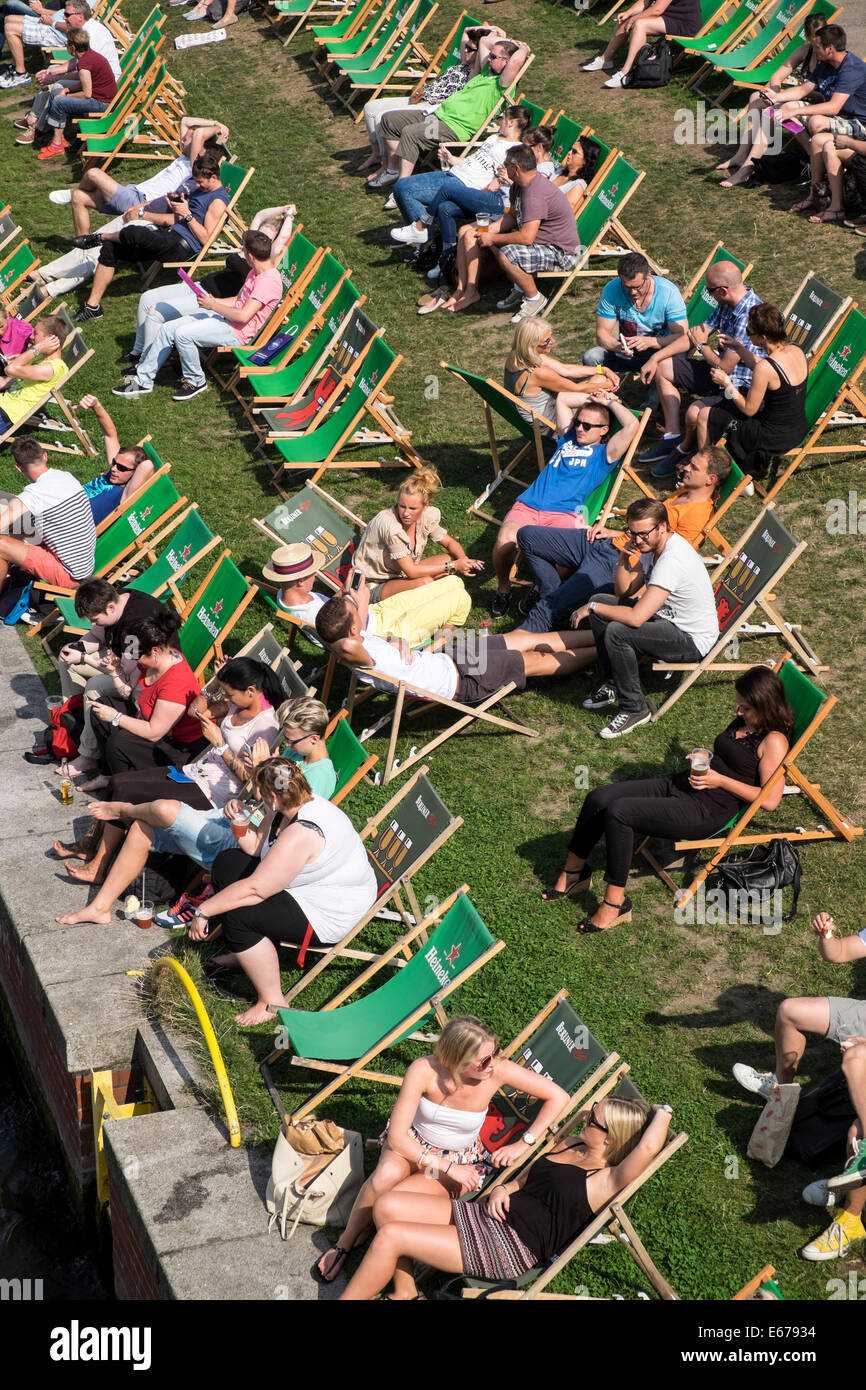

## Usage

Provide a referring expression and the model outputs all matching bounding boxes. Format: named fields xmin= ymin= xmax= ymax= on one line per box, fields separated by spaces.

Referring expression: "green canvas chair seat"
xmin=723 ymin=0 xmax=837 ymax=89
xmin=333 ymin=0 xmax=418 ymax=73
xmin=178 ymin=551 xmax=257 ymax=679
xmin=261 ymin=887 xmax=505 ymax=1122
xmin=327 ymin=709 xmax=378 ymax=802
xmin=781 ymin=272 xmax=849 ymax=360
xmin=254 ymin=479 xmax=362 ymax=590
xmin=674 ymin=0 xmax=773 ymax=53
xmin=0 ymin=241 xmax=40 ymax=303
xmin=692 ymin=0 xmax=809 ymax=73
xmin=93 ymin=469 xmax=185 ymax=577
xmin=317 ymin=0 xmax=394 ymax=51
xmin=549 ymin=114 xmax=583 ymax=169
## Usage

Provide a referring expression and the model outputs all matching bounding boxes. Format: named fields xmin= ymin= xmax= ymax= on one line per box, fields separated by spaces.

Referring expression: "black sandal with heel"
xmin=577 ymin=895 xmax=632 ymax=933
xmin=541 ymin=869 xmax=591 ymax=902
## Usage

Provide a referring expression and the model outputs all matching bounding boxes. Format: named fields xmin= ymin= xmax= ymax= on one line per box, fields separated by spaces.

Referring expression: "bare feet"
xmin=808 ymin=207 xmax=844 ymax=223
xmin=217 ymin=12 xmax=237 ymax=23
xmin=720 ymin=164 xmax=753 ymax=188
xmin=66 ymin=862 xmax=105 ymax=885
xmin=79 ymin=775 xmax=110 ymax=792
xmin=447 ymin=290 xmax=480 ymax=313
xmin=715 ymin=157 xmax=741 ymax=172
xmin=53 ymin=838 xmax=89 ymax=860
xmin=88 ymin=800 xmax=125 ymax=821
xmin=234 ymin=1000 xmax=281 ymax=1027
xmin=55 ymin=906 xmax=113 ymax=925
xmin=59 ymin=754 xmax=97 ymax=777
xmin=357 ymin=154 xmax=381 ymax=172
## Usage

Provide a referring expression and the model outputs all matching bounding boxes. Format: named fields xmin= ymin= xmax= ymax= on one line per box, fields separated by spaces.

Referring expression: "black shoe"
xmin=116 ymin=349 xmax=140 ymax=367
xmin=577 ymin=895 xmax=633 ymax=933
xmin=24 ymin=747 xmax=53 ymax=765
xmin=172 ymin=379 xmax=208 ymax=402
xmin=72 ymin=234 xmax=101 ymax=250
xmin=582 ymin=683 xmax=616 ymax=711
xmin=73 ymin=302 xmax=103 ymax=323
xmin=517 ymin=585 xmax=540 ymax=617
xmin=490 ymin=591 xmax=510 ymax=618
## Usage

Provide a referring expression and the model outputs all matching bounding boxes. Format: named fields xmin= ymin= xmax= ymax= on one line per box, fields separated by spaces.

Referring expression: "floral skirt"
xmin=452 ymin=1200 xmax=538 ymax=1282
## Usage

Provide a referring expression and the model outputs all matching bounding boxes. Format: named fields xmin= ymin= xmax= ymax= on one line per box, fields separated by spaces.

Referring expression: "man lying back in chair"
xmin=315 ymin=592 xmax=598 ymax=706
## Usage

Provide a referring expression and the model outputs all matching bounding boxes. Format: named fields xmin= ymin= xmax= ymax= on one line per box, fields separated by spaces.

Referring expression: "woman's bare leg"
xmin=316 ymin=1141 xmax=414 ymax=1280
xmin=57 ymin=819 xmax=155 ymax=925
xmin=227 ymin=938 xmax=287 ymax=1027
xmin=341 ymin=1188 xmax=460 ymax=1300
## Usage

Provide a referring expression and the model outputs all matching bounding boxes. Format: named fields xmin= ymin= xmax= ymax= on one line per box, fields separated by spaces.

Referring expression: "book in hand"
xmin=178 ymin=269 xmax=204 ymax=297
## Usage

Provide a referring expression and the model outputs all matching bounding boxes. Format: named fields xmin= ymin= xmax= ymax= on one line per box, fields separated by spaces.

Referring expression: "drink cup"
xmin=475 ymin=213 xmax=490 ymax=229
xmin=688 ymin=748 xmax=712 ymax=773
xmin=46 ymin=695 xmax=64 ymax=712
xmin=136 ymin=901 xmax=154 ymax=930
xmin=60 ymin=778 xmax=74 ymax=806
xmin=230 ymin=807 xmax=252 ymax=840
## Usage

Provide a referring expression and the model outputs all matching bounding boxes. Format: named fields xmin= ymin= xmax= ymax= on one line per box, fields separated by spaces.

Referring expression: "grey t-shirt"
xmin=514 ymin=174 xmax=579 ymax=253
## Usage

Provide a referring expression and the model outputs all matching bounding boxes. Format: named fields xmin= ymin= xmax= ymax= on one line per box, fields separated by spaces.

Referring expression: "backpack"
xmin=47 ymin=693 xmax=85 ymax=762
xmin=0 ymin=566 xmax=33 ymax=626
xmin=623 ymin=39 xmax=673 ymax=88
xmin=786 ymin=1068 xmax=857 ymax=1165
xmin=752 ymin=149 xmax=809 ymax=184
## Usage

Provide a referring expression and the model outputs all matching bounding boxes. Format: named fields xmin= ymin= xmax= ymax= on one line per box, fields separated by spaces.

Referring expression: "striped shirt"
xmin=18 ymin=469 xmax=97 ymax=581
xmin=706 ymin=285 xmax=766 ymax=388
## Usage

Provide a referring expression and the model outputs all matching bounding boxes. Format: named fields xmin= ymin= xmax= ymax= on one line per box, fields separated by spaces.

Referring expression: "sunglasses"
xmin=284 ymin=733 xmax=312 ymax=747
xmin=587 ymin=1103 xmax=608 ymax=1134
xmin=575 ymin=418 xmax=602 ymax=430
xmin=706 ymin=284 xmax=727 ymax=295
xmin=474 ymin=1047 xmax=500 ymax=1069
xmin=111 ymin=462 xmax=135 ymax=474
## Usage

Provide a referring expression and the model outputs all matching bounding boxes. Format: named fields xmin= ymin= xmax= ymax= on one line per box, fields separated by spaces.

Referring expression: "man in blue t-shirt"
xmin=77 ymin=394 xmax=153 ymax=524
xmin=490 ymin=389 xmax=638 ymax=616
xmin=794 ymin=24 xmax=866 ymax=221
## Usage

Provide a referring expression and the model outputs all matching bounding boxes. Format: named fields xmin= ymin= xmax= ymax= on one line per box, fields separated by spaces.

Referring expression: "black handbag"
xmin=786 ymin=1068 xmax=856 ymax=1164
xmin=712 ymin=838 xmax=801 ymax=921
xmin=623 ymin=39 xmax=673 ymax=88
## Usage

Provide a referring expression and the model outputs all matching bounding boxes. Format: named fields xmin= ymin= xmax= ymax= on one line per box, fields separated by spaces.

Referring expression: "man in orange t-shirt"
xmin=515 ymin=445 xmax=730 ymax=633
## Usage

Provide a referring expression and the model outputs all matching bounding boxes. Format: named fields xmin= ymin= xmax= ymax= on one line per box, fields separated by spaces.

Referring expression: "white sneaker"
xmin=382 ymin=192 xmax=397 ymax=212
xmin=496 ymin=286 xmax=523 ymax=311
xmin=49 ymin=189 xmax=72 ymax=206
xmin=802 ymin=1179 xmax=837 ymax=1208
xmin=368 ymin=168 xmax=398 ymax=189
xmin=510 ymin=292 xmax=548 ymax=324
xmin=581 ymin=55 xmax=613 ymax=72
xmin=732 ymin=1063 xmax=776 ymax=1099
xmin=426 ymin=263 xmax=442 ymax=281
xmin=390 ymin=223 xmax=428 ymax=245
xmin=603 ymin=70 xmax=627 ymax=89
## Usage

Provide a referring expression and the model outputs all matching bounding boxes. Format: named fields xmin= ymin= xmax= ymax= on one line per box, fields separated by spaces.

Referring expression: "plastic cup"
xmin=136 ymin=902 xmax=154 ymax=930
xmin=230 ymin=807 xmax=252 ymax=840
xmin=475 ymin=213 xmax=490 ymax=228
xmin=46 ymin=695 xmax=64 ymax=711
xmin=688 ymin=748 xmax=712 ymax=773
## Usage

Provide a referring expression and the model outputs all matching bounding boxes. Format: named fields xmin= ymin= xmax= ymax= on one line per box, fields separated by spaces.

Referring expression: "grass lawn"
xmin=4 ymin=0 xmax=866 ymax=1300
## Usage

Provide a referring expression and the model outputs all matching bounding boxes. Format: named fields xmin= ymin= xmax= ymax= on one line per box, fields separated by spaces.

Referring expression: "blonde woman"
xmin=504 ymin=318 xmax=620 ymax=433
xmin=188 ymin=758 xmax=377 ymax=1026
xmin=251 ymin=696 xmax=336 ymax=800
xmin=353 ymin=468 xmax=484 ymax=600
xmin=340 ymin=1096 xmax=673 ymax=1299
xmin=315 ymin=1016 xmax=569 ymax=1284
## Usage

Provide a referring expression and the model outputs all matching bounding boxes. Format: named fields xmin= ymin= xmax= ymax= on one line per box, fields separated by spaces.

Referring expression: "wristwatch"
xmin=522 ymin=1130 xmax=537 ymax=1145
xmin=588 ymin=600 xmax=598 ymax=613
xmin=137 ymin=207 xmax=145 ymax=219
xmin=111 ymin=711 xmax=123 ymax=728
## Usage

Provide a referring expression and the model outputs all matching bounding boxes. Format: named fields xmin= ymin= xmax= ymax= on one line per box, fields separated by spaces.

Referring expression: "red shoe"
xmin=36 ymin=139 xmax=68 ymax=160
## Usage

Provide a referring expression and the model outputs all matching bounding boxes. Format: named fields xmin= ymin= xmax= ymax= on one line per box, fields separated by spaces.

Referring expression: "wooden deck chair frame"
xmin=0 ymin=314 xmax=96 ymax=459
xmin=280 ymin=766 xmax=464 ymax=1001
xmin=261 ymin=884 xmax=505 ymax=1123
xmin=111 ymin=502 xmax=222 ymax=613
xmin=141 ymin=164 xmax=255 ymax=287
xmin=83 ymin=64 xmax=186 ymax=172
xmin=464 ymin=1094 xmax=687 ymax=1300
xmin=688 ymin=0 xmax=813 ymax=100
xmin=178 ymin=548 xmax=259 ymax=679
xmin=648 ymin=506 xmax=825 ymax=724
xmin=641 ymin=654 xmax=862 ymax=909
xmin=0 ymin=239 xmax=42 ymax=305
xmin=269 ymin=345 xmax=424 ymax=488
xmin=329 ymin=636 xmax=539 ymax=785
xmin=318 ymin=0 xmax=405 ymax=76
xmin=780 ymin=270 xmax=851 ymax=364
xmin=756 ymin=320 xmax=866 ymax=506
xmin=76 ymin=45 xmax=164 ymax=145
xmin=340 ymin=0 xmax=439 ymax=117
xmin=677 ymin=0 xmax=778 ymax=85
xmin=266 ymin=0 xmax=356 ymax=47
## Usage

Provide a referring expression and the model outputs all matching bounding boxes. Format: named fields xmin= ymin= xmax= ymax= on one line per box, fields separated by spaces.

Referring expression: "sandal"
xmin=790 ymin=193 xmax=821 ymax=214
xmin=541 ymin=869 xmax=591 ymax=902
xmin=577 ymin=895 xmax=632 ymax=933
xmin=312 ymin=1244 xmax=349 ymax=1284
xmin=807 ymin=208 xmax=845 ymax=224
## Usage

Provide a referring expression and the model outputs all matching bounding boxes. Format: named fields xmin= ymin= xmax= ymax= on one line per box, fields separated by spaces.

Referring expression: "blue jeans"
xmin=517 ymin=526 xmax=619 ymax=633
xmin=46 ymin=94 xmax=108 ymax=129
xmin=425 ymin=177 xmax=504 ymax=250
xmin=393 ymin=170 xmax=448 ymax=226
xmin=136 ymin=311 xmax=238 ymax=389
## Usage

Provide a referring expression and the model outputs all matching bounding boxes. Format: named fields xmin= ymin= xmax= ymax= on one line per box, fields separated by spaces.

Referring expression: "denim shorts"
xmin=151 ymin=802 xmax=236 ymax=867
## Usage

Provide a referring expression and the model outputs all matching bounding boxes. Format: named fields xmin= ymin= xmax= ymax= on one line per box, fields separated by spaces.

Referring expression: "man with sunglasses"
xmin=0 ymin=0 xmax=118 ymax=88
xmin=77 ymin=395 xmax=154 ymax=524
xmin=490 ymin=389 xmax=637 ymax=618
xmin=515 ymin=446 xmax=730 ymax=635
xmin=575 ymin=496 xmax=719 ymax=739
xmin=638 ymin=260 xmax=764 ymax=475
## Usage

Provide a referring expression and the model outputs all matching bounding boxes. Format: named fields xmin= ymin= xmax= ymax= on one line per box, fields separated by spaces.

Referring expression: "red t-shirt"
xmin=135 ymin=656 xmax=201 ymax=744
xmin=77 ymin=49 xmax=118 ymax=105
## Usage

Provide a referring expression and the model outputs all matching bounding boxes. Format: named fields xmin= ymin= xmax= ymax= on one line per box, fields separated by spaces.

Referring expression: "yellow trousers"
xmin=370 ymin=575 xmax=471 ymax=645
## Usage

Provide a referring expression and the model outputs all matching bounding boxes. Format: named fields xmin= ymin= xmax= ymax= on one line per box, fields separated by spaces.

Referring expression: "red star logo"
xmin=841 ymin=345 xmax=851 ymax=359
xmin=572 ymin=1047 xmax=586 ymax=1060
xmin=716 ymin=596 xmax=732 ymax=628
xmin=289 ymin=262 xmax=297 ymax=276
xmin=299 ymin=499 xmax=310 ymax=510
xmin=141 ymin=506 xmax=152 ymax=518
xmin=370 ymin=371 xmax=378 ymax=383
xmin=609 ymin=183 xmax=619 ymax=195
xmin=213 ymin=599 xmax=224 ymax=616
xmin=337 ymin=310 xmax=345 ymax=322
xmin=445 ymin=943 xmax=461 ymax=965
xmin=180 ymin=545 xmax=191 ymax=560
xmin=428 ymin=815 xmax=437 ymax=826
xmin=319 ymin=283 xmax=326 ymax=294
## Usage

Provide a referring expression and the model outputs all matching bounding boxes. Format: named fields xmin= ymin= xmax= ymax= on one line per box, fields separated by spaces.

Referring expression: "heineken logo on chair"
xmin=827 ymin=343 xmax=854 ymax=378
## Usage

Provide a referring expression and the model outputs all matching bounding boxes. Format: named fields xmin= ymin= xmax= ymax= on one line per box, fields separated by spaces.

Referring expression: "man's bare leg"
xmin=55 ymin=799 xmax=182 ymax=925
xmin=81 ymin=261 xmax=116 ymax=312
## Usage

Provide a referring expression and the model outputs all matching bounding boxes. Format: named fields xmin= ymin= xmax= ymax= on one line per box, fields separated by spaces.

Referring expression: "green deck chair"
xmin=642 ymin=654 xmax=862 ymax=910
xmin=260 ymin=885 xmax=505 ymax=1123
xmin=253 ymin=302 xmax=377 ymax=440
xmin=674 ymin=0 xmax=775 ymax=56
xmin=549 ymin=114 xmax=583 ymax=168
xmin=232 ymin=250 xmax=350 ymax=389
xmin=316 ymin=0 xmax=398 ymax=60
xmin=0 ymin=209 xmax=20 ymax=257
xmin=178 ymin=551 xmax=259 ymax=679
xmin=310 ymin=0 xmax=378 ymax=42
xmin=719 ymin=0 xmax=838 ymax=101
xmin=0 ymin=241 xmax=41 ymax=304
xmin=268 ymin=0 xmax=355 ymax=47
xmin=254 ymin=479 xmax=364 ymax=592
xmin=339 ymin=0 xmax=438 ymax=112
xmin=331 ymin=0 xmax=419 ymax=80
xmin=689 ymin=0 xmax=820 ymax=95
xmin=231 ymin=622 xmax=313 ymax=698
xmin=781 ymin=270 xmax=851 ymax=362
xmin=326 ymin=708 xmax=379 ymax=803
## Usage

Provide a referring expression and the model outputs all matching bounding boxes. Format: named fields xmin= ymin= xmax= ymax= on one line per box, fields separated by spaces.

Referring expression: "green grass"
xmin=5 ymin=0 xmax=866 ymax=1300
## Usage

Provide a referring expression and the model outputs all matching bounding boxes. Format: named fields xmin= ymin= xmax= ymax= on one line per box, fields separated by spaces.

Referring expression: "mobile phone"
xmin=349 ymin=569 xmax=364 ymax=592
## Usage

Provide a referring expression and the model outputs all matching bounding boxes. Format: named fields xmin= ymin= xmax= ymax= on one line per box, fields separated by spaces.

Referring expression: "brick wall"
xmin=108 ymin=1169 xmax=161 ymax=1301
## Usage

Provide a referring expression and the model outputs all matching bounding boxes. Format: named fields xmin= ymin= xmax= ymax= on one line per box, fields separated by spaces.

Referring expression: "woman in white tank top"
xmin=188 ymin=756 xmax=376 ymax=1028
xmin=314 ymin=1015 xmax=569 ymax=1285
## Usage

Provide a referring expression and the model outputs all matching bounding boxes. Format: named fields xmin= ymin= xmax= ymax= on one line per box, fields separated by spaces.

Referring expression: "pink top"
xmin=1 ymin=316 xmax=33 ymax=358
xmin=233 ymin=267 xmax=283 ymax=345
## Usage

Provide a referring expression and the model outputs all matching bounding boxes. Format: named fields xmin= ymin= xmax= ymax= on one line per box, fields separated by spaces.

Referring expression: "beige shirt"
xmin=354 ymin=505 xmax=448 ymax=583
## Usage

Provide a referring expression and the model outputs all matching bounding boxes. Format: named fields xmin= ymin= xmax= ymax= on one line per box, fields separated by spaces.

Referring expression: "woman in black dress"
xmin=704 ymin=303 xmax=808 ymax=478
xmin=582 ymin=0 xmax=702 ymax=88
xmin=542 ymin=665 xmax=792 ymax=932
xmin=339 ymin=1096 xmax=672 ymax=1299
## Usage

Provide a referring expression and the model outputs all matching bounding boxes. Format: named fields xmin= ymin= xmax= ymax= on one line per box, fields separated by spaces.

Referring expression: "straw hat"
xmin=262 ymin=543 xmax=324 ymax=586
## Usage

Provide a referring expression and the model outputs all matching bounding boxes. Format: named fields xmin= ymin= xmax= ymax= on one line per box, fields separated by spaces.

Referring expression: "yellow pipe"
xmin=142 ymin=958 xmax=242 ymax=1147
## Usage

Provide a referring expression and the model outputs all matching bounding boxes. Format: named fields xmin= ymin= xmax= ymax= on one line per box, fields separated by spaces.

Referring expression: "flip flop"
xmin=807 ymin=208 xmax=845 ymax=224
xmin=312 ymin=1244 xmax=349 ymax=1283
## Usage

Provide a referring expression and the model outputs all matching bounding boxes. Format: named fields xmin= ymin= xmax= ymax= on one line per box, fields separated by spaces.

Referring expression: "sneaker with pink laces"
xmin=156 ymin=883 xmax=213 ymax=928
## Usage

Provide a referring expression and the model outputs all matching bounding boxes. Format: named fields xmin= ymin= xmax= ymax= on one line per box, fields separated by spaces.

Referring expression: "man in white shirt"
xmin=577 ymin=496 xmax=719 ymax=739
xmin=0 ymin=434 xmax=96 ymax=591
xmin=1 ymin=0 xmax=118 ymax=88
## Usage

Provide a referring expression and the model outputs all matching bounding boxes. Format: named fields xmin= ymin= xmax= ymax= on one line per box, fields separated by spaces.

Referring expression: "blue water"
xmin=0 ymin=1028 xmax=109 ymax=1300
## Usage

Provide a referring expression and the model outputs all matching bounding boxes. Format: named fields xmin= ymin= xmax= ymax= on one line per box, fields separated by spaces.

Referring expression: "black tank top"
xmin=670 ymin=717 xmax=764 ymax=819
xmin=507 ymin=1155 xmax=600 ymax=1264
